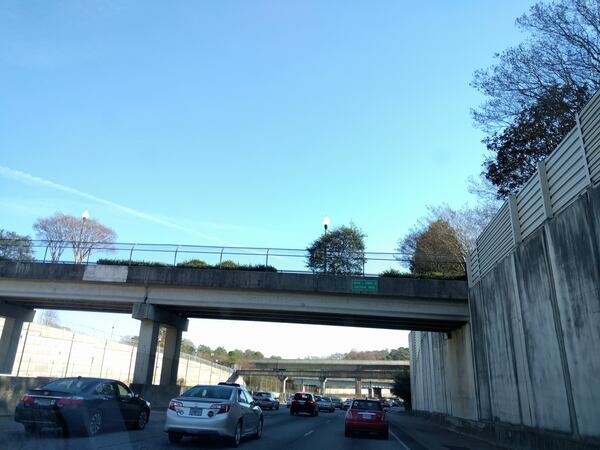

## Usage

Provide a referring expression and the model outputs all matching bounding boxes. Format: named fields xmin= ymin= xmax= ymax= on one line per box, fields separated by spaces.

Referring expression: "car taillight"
xmin=168 ymin=400 xmax=183 ymax=411
xmin=21 ymin=395 xmax=33 ymax=404
xmin=291 ymin=400 xmax=297 ymax=405
xmin=307 ymin=400 xmax=315 ymax=404
xmin=210 ymin=403 xmax=231 ymax=414
xmin=56 ymin=397 xmax=84 ymax=407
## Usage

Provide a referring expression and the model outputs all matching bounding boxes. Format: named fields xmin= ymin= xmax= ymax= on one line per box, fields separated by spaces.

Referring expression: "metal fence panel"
xmin=580 ymin=92 xmax=600 ymax=184
xmin=516 ymin=173 xmax=545 ymax=239
xmin=546 ymin=127 xmax=589 ymax=212
xmin=476 ymin=202 xmax=513 ymax=278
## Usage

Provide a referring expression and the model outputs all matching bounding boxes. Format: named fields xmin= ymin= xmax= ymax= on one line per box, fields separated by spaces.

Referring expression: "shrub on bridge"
xmin=177 ymin=259 xmax=210 ymax=268
xmin=98 ymin=258 xmax=277 ymax=272
xmin=97 ymin=259 xmax=168 ymax=267
xmin=379 ymin=268 xmax=466 ymax=280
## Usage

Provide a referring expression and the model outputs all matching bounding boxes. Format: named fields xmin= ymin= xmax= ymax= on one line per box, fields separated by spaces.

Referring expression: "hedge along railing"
xmin=468 ymin=88 xmax=600 ymax=286
xmin=0 ymin=239 xmax=465 ymax=277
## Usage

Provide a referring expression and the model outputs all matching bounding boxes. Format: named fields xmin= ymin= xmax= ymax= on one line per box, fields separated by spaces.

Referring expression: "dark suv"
xmin=290 ymin=392 xmax=318 ymax=417
xmin=252 ymin=391 xmax=280 ymax=410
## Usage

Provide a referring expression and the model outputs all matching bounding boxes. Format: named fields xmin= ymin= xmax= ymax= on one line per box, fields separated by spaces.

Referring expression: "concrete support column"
xmin=279 ymin=376 xmax=289 ymax=396
xmin=0 ymin=316 xmax=24 ymax=374
xmin=131 ymin=303 xmax=188 ymax=386
xmin=0 ymin=303 xmax=35 ymax=375
xmin=132 ymin=319 xmax=160 ymax=385
xmin=160 ymin=325 xmax=182 ymax=386
xmin=320 ymin=377 xmax=328 ymax=394
xmin=355 ymin=379 xmax=362 ymax=396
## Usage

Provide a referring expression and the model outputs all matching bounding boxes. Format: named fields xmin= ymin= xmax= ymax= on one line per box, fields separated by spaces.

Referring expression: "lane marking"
xmin=390 ymin=429 xmax=411 ymax=450
xmin=303 ymin=430 xmax=314 ymax=437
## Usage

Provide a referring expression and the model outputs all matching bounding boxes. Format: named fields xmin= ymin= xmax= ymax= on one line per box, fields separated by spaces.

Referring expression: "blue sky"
xmin=0 ymin=0 xmax=535 ymax=357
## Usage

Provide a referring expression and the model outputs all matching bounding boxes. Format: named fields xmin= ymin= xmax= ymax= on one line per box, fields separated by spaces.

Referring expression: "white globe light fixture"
xmin=82 ymin=210 xmax=90 ymax=221
xmin=322 ymin=216 xmax=330 ymax=232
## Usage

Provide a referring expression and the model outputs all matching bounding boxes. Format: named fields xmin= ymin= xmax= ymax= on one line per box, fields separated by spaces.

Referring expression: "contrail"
xmin=0 ymin=165 xmax=238 ymax=246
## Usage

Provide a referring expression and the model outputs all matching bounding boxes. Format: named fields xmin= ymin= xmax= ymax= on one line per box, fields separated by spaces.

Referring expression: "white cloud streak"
xmin=0 ymin=165 xmax=238 ymax=246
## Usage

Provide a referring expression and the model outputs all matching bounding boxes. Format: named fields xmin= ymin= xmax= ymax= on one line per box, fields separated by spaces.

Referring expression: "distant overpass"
xmin=229 ymin=359 xmax=409 ymax=394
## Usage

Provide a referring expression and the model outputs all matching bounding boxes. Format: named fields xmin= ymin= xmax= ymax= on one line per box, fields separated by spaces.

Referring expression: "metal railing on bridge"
xmin=468 ymin=89 xmax=600 ymax=286
xmin=0 ymin=239 xmax=465 ymax=277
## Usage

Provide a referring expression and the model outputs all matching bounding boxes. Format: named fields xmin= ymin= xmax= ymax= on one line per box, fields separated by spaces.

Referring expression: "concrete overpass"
xmin=231 ymin=359 xmax=408 ymax=395
xmin=0 ymin=261 xmax=465 ymax=394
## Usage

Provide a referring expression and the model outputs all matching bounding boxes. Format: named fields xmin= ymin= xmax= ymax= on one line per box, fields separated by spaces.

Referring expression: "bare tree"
xmin=427 ymin=203 xmax=496 ymax=256
xmin=37 ymin=310 xmax=61 ymax=327
xmin=472 ymin=0 xmax=600 ymax=131
xmin=33 ymin=212 xmax=117 ymax=263
xmin=397 ymin=202 xmax=495 ymax=275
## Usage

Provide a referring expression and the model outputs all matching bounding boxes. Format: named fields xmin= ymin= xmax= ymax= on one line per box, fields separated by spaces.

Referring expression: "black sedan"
xmin=14 ymin=377 xmax=151 ymax=436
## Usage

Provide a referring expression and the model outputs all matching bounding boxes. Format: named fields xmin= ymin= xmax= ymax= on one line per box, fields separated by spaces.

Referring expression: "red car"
xmin=344 ymin=399 xmax=388 ymax=439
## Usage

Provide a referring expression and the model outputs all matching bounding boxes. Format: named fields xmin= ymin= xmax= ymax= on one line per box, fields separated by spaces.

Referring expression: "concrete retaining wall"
xmin=411 ymin=183 xmax=600 ymax=449
xmin=0 ymin=376 xmax=52 ymax=416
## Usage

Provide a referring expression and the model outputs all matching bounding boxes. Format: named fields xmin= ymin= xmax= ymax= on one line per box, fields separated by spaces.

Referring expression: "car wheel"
xmin=290 ymin=408 xmax=295 ymax=416
xmin=344 ymin=427 xmax=351 ymax=437
xmin=253 ymin=418 xmax=263 ymax=439
xmin=230 ymin=421 xmax=242 ymax=448
xmin=85 ymin=410 xmax=103 ymax=436
xmin=23 ymin=423 xmax=39 ymax=435
xmin=134 ymin=408 xmax=149 ymax=430
xmin=381 ymin=430 xmax=389 ymax=440
xmin=276 ymin=404 xmax=279 ymax=410
xmin=168 ymin=431 xmax=183 ymax=443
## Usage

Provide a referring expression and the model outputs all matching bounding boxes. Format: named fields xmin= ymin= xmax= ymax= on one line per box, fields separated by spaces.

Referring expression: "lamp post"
xmin=322 ymin=216 xmax=330 ymax=273
xmin=77 ymin=210 xmax=89 ymax=264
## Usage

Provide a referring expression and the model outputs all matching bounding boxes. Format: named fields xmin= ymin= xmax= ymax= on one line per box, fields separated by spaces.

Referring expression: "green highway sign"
xmin=351 ymin=279 xmax=378 ymax=293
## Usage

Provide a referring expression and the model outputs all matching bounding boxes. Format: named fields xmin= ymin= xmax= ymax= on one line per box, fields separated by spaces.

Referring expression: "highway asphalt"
xmin=0 ymin=407 xmax=506 ymax=450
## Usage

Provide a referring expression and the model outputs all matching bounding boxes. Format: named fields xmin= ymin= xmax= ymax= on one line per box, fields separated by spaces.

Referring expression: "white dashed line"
xmin=390 ymin=429 xmax=411 ymax=450
xmin=303 ymin=430 xmax=314 ymax=437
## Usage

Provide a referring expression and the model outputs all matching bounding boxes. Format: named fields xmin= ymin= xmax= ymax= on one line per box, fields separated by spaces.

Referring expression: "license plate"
xmin=360 ymin=414 xmax=373 ymax=420
xmin=35 ymin=399 xmax=54 ymax=406
xmin=297 ymin=401 xmax=305 ymax=404
xmin=189 ymin=408 xmax=202 ymax=416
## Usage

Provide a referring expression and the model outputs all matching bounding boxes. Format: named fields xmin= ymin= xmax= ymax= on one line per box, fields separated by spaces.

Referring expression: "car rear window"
xmin=255 ymin=392 xmax=270 ymax=397
xmin=294 ymin=393 xmax=312 ymax=400
xmin=351 ymin=400 xmax=382 ymax=411
xmin=43 ymin=378 xmax=96 ymax=394
xmin=182 ymin=386 xmax=233 ymax=400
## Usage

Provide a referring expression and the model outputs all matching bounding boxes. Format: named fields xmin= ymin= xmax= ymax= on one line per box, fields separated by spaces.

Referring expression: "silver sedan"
xmin=164 ymin=383 xmax=263 ymax=447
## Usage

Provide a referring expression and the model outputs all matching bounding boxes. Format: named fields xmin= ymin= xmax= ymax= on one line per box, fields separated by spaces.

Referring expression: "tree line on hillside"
xmin=298 ymin=347 xmax=410 ymax=361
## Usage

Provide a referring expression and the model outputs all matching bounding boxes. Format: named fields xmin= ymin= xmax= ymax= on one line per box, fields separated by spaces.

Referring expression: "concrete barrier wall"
xmin=0 ymin=376 xmax=53 ymax=416
xmin=411 ymin=183 xmax=600 ymax=449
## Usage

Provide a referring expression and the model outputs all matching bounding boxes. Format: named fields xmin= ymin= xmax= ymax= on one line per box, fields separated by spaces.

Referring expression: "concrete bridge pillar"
xmin=355 ymin=378 xmax=362 ymax=396
xmin=279 ymin=376 xmax=289 ymax=396
xmin=320 ymin=377 xmax=328 ymax=394
xmin=131 ymin=304 xmax=188 ymax=386
xmin=132 ymin=319 xmax=160 ymax=385
xmin=0 ymin=302 xmax=35 ymax=374
xmin=159 ymin=325 xmax=183 ymax=385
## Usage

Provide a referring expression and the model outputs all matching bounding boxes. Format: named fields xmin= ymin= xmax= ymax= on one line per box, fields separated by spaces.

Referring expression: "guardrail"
xmin=0 ymin=239 xmax=465 ymax=277
xmin=468 ymin=89 xmax=600 ymax=286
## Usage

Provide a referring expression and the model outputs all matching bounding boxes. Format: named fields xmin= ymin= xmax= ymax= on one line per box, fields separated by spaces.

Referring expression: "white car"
xmin=165 ymin=382 xmax=263 ymax=447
